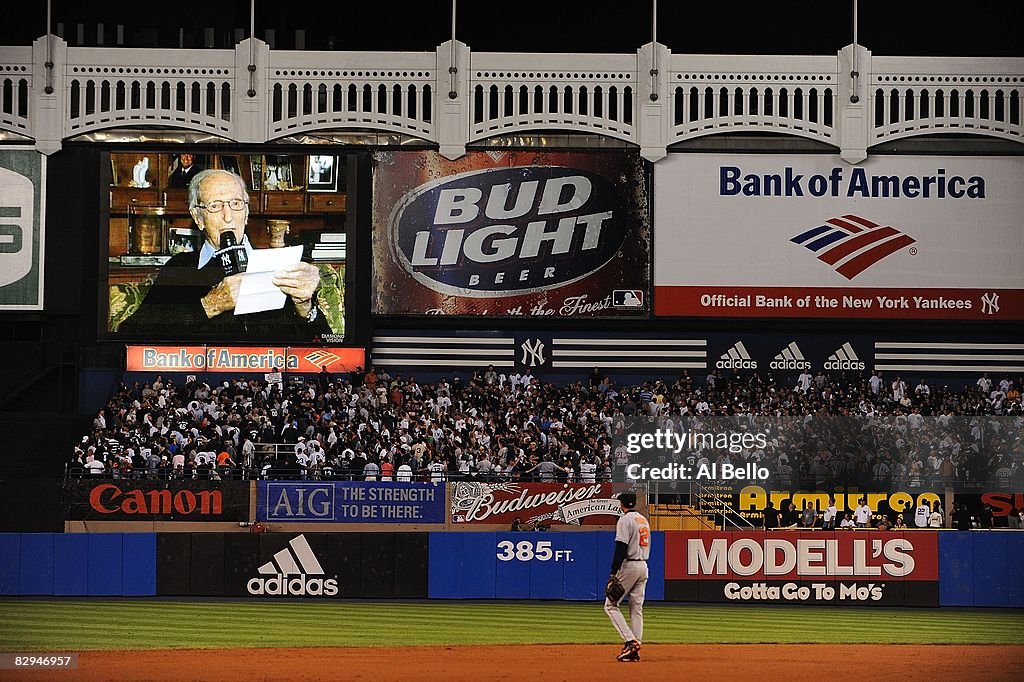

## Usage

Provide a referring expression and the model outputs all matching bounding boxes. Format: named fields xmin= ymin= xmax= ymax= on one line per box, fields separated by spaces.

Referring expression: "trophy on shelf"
xmin=266 ymin=219 xmax=290 ymax=248
xmin=129 ymin=157 xmax=151 ymax=188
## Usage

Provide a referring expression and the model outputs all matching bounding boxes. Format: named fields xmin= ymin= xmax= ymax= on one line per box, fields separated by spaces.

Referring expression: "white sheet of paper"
xmin=234 ymin=246 xmax=303 ymax=315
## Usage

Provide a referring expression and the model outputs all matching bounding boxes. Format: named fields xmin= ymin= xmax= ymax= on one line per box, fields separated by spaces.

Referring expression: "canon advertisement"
xmin=664 ymin=531 xmax=939 ymax=606
xmin=372 ymin=150 xmax=650 ymax=317
xmin=64 ymin=480 xmax=249 ymax=521
xmin=654 ymin=154 xmax=1023 ymax=320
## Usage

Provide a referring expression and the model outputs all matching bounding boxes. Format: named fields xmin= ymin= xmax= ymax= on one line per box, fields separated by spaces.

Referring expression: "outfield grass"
xmin=0 ymin=601 xmax=1019 ymax=651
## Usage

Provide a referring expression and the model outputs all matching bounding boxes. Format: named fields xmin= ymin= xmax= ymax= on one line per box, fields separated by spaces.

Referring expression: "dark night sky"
xmin=1 ymin=1 xmax=1021 ymax=56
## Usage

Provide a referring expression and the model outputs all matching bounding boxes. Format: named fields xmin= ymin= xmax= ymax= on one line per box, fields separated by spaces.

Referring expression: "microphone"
xmin=216 ymin=232 xmax=248 ymax=276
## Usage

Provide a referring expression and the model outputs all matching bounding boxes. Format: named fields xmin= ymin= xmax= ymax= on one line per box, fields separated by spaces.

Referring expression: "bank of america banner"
xmin=0 ymin=148 xmax=44 ymax=309
xmin=126 ymin=345 xmax=365 ymax=373
xmin=654 ymin=154 xmax=1023 ymax=320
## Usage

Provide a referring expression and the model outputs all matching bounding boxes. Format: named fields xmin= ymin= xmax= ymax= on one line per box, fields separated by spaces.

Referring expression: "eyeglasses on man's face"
xmin=197 ymin=199 xmax=248 ymax=213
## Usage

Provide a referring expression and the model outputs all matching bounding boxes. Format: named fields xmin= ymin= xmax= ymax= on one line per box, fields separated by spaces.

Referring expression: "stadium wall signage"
xmin=663 ymin=531 xmax=940 ymax=606
xmin=64 ymin=480 xmax=249 ymax=521
xmin=372 ymin=150 xmax=650 ymax=318
xmin=0 ymin=532 xmax=1020 ymax=605
xmin=428 ymin=530 xmax=666 ymax=600
xmin=125 ymin=345 xmax=365 ymax=373
xmin=256 ymin=481 xmax=445 ymax=524
xmin=654 ymin=154 xmax=1024 ymax=320
xmin=449 ymin=482 xmax=626 ymax=525
xmin=0 ymin=148 xmax=45 ymax=310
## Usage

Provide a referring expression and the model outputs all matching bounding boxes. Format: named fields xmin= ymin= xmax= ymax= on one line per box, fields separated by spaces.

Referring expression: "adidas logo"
xmin=246 ymin=535 xmax=339 ymax=596
xmin=824 ymin=342 xmax=866 ymax=371
xmin=716 ymin=341 xmax=758 ymax=370
xmin=770 ymin=342 xmax=811 ymax=371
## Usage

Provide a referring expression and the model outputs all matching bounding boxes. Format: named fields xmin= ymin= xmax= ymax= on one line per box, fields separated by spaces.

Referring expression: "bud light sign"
xmin=373 ymin=151 xmax=650 ymax=317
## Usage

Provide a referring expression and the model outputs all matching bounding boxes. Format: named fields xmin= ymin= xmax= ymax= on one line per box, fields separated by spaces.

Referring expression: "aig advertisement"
xmin=0 ymin=148 xmax=44 ymax=310
xmin=372 ymin=150 xmax=650 ymax=317
xmin=654 ymin=154 xmax=1023 ymax=320
xmin=664 ymin=531 xmax=939 ymax=606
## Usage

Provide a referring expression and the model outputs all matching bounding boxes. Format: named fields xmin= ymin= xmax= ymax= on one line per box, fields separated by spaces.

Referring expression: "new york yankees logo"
xmin=520 ymin=339 xmax=546 ymax=367
xmin=981 ymin=292 xmax=1000 ymax=315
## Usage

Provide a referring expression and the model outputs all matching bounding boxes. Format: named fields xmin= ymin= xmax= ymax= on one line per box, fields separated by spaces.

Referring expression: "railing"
xmin=64 ymin=46 xmax=237 ymax=138
xmin=1 ymin=37 xmax=1022 ymax=161
xmin=0 ymin=45 xmax=32 ymax=138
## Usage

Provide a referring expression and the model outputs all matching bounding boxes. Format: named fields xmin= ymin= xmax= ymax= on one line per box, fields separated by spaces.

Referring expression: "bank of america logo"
xmin=824 ymin=342 xmax=866 ymax=370
xmin=791 ymin=215 xmax=915 ymax=280
xmin=717 ymin=341 xmax=757 ymax=369
xmin=770 ymin=342 xmax=810 ymax=370
xmin=247 ymin=535 xmax=338 ymax=596
xmin=305 ymin=350 xmax=342 ymax=367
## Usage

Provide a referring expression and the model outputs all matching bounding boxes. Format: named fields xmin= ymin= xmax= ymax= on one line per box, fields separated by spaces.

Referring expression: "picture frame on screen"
xmin=307 ymin=155 xmax=338 ymax=192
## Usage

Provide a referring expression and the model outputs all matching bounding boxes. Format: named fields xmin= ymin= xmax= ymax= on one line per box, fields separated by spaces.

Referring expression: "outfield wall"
xmin=1 ymin=531 xmax=1021 ymax=606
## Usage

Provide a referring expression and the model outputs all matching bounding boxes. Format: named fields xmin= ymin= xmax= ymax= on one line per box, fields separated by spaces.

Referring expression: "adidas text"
xmin=247 ymin=575 xmax=339 ymax=596
xmin=824 ymin=358 xmax=866 ymax=370
xmin=770 ymin=359 xmax=810 ymax=371
xmin=717 ymin=358 xmax=758 ymax=369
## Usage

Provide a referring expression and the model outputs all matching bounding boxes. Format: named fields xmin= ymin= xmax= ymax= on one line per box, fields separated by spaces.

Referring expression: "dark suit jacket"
xmin=118 ymin=249 xmax=328 ymax=340
xmin=167 ymin=165 xmax=200 ymax=188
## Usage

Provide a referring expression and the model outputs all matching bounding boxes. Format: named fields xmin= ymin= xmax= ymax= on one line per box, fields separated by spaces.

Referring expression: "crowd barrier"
xmin=0 ymin=531 xmax=1020 ymax=606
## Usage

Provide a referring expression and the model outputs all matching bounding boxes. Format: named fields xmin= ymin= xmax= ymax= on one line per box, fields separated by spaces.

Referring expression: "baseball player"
xmin=604 ymin=491 xmax=650 ymax=662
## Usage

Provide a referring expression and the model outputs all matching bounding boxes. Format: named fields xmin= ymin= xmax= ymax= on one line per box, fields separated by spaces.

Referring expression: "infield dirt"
xmin=9 ymin=644 xmax=1023 ymax=681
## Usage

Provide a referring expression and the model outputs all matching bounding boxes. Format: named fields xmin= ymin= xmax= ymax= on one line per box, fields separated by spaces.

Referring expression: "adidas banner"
xmin=654 ymin=154 xmax=1023 ymax=320
xmin=155 ymin=532 xmax=429 ymax=598
xmin=257 ymin=481 xmax=446 ymax=524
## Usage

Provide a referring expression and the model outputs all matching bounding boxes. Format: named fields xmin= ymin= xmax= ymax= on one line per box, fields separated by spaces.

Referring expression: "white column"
xmin=233 ymin=37 xmax=270 ymax=143
xmin=837 ymin=43 xmax=871 ymax=164
xmin=435 ymin=39 xmax=471 ymax=160
xmin=636 ymin=42 xmax=671 ymax=163
xmin=31 ymin=34 xmax=66 ymax=155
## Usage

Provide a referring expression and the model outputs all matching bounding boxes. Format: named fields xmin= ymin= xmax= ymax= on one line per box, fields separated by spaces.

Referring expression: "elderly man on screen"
xmin=119 ymin=169 xmax=324 ymax=336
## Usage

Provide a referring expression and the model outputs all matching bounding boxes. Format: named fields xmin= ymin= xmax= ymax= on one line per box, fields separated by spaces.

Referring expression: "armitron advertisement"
xmin=664 ymin=531 xmax=939 ymax=606
xmin=125 ymin=345 xmax=364 ymax=373
xmin=372 ymin=150 xmax=650 ymax=317
xmin=449 ymin=481 xmax=629 ymax=525
xmin=654 ymin=154 xmax=1023 ymax=320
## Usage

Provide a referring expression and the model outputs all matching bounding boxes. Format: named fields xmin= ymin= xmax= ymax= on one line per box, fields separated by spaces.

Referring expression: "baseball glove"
xmin=605 ymin=575 xmax=625 ymax=602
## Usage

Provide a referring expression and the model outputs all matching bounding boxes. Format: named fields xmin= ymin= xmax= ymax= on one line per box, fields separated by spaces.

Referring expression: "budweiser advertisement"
xmin=449 ymin=482 xmax=633 ymax=525
xmin=125 ymin=345 xmax=365 ymax=373
xmin=64 ymin=480 xmax=250 ymax=521
xmin=654 ymin=154 xmax=1024 ymax=320
xmin=664 ymin=531 xmax=939 ymax=606
xmin=372 ymin=150 xmax=650 ymax=317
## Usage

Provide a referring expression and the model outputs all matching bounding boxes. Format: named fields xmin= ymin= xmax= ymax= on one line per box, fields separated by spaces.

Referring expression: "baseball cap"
xmin=618 ymin=492 xmax=637 ymax=508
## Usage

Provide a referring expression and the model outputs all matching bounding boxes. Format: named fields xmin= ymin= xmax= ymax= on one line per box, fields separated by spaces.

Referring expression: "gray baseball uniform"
xmin=604 ymin=509 xmax=651 ymax=643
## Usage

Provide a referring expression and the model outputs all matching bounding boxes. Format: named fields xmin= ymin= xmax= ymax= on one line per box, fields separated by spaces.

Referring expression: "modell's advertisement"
xmin=449 ymin=481 xmax=632 ymax=525
xmin=663 ymin=531 xmax=939 ymax=606
xmin=654 ymin=154 xmax=1024 ymax=320
xmin=372 ymin=150 xmax=650 ymax=317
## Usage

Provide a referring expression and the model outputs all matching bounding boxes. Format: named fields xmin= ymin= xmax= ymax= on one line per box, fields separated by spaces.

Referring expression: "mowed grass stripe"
xmin=1 ymin=601 xmax=1021 ymax=650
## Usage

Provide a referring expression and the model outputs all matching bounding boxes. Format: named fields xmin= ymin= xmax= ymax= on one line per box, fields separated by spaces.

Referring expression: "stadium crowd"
xmin=68 ymin=365 xmax=1023 ymax=488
